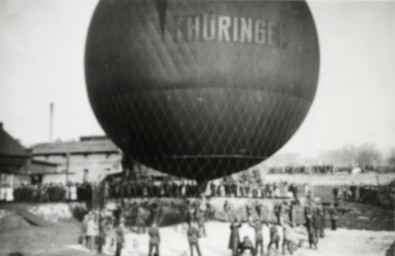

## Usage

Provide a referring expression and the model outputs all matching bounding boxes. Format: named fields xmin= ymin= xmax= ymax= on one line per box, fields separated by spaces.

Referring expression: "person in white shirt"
xmin=86 ymin=212 xmax=98 ymax=250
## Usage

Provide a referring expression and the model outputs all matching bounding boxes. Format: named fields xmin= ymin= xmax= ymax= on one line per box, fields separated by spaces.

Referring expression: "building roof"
xmin=0 ymin=123 xmax=29 ymax=157
xmin=141 ymin=167 xmax=169 ymax=177
xmin=31 ymin=138 xmax=120 ymax=155
xmin=31 ymin=159 xmax=59 ymax=167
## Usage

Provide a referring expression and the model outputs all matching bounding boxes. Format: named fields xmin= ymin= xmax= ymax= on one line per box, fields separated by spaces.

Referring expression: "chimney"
xmin=49 ymin=103 xmax=54 ymax=142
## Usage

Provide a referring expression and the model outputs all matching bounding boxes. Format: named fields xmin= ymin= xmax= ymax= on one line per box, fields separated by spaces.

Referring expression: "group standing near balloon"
xmin=81 ymin=0 xmax=325 ymax=255
xmin=77 ymin=188 xmax=341 ymax=256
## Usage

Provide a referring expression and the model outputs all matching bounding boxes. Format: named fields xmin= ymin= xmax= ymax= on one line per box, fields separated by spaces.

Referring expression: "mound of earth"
xmin=0 ymin=212 xmax=31 ymax=231
xmin=0 ymin=219 xmax=82 ymax=256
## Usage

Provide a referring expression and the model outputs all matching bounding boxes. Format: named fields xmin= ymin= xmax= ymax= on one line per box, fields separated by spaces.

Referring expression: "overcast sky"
xmin=0 ymin=0 xmax=394 ymax=157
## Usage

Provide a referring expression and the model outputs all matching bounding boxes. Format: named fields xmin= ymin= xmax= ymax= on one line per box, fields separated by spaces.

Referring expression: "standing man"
xmin=274 ymin=202 xmax=284 ymax=226
xmin=187 ymin=222 xmax=202 ymax=256
xmin=229 ymin=217 xmax=242 ymax=256
xmin=316 ymin=206 xmax=325 ymax=238
xmin=305 ymin=204 xmax=317 ymax=249
xmin=115 ymin=219 xmax=125 ymax=256
xmin=282 ymin=224 xmax=294 ymax=255
xmin=328 ymin=203 xmax=338 ymax=230
xmin=288 ymin=202 xmax=295 ymax=227
xmin=197 ymin=209 xmax=207 ymax=237
xmin=248 ymin=218 xmax=264 ymax=256
xmin=186 ymin=200 xmax=196 ymax=227
xmin=267 ymin=223 xmax=280 ymax=255
xmin=86 ymin=212 xmax=97 ymax=251
xmin=292 ymin=184 xmax=299 ymax=205
xmin=304 ymin=204 xmax=313 ymax=234
xmin=148 ymin=222 xmax=160 ymax=256
xmin=210 ymin=181 xmax=216 ymax=197
xmin=310 ymin=211 xmax=319 ymax=249
xmin=231 ymin=181 xmax=238 ymax=197
xmin=136 ymin=204 xmax=146 ymax=234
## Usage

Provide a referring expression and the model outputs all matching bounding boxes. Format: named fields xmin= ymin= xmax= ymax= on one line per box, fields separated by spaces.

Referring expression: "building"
xmin=0 ymin=122 xmax=31 ymax=187
xmin=0 ymin=123 xmax=63 ymax=189
xmin=31 ymin=136 xmax=122 ymax=184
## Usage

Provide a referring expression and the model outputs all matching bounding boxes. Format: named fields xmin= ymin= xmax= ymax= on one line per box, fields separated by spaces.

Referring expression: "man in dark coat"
xmin=210 ymin=182 xmax=216 ymax=197
xmin=136 ymin=204 xmax=146 ymax=234
xmin=274 ymin=202 xmax=285 ymax=226
xmin=229 ymin=217 xmax=242 ymax=256
xmin=316 ymin=207 xmax=325 ymax=238
xmin=115 ymin=220 xmax=125 ymax=256
xmin=304 ymin=205 xmax=313 ymax=233
xmin=328 ymin=203 xmax=338 ymax=230
xmin=308 ymin=211 xmax=319 ymax=249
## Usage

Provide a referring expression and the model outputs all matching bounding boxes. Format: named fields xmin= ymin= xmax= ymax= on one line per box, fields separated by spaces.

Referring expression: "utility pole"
xmin=65 ymin=150 xmax=70 ymax=196
xmin=49 ymin=103 xmax=54 ymax=142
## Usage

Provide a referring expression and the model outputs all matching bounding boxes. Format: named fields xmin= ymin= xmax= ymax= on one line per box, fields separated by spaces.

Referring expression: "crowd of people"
xmin=223 ymin=197 xmax=340 ymax=256
xmin=105 ymin=179 xmax=200 ymax=198
xmin=105 ymin=178 xmax=298 ymax=201
xmin=78 ymin=199 xmax=199 ymax=255
xmin=207 ymin=180 xmax=298 ymax=200
xmin=269 ymin=165 xmax=334 ymax=174
xmin=0 ymin=178 xmax=299 ymax=204
xmin=1 ymin=182 xmax=93 ymax=202
xmin=302 ymin=198 xmax=339 ymax=251
xmin=3 ymin=179 xmax=389 ymax=212
xmin=269 ymin=165 xmax=395 ymax=174
xmin=77 ymin=189 xmax=341 ymax=256
xmin=333 ymin=184 xmax=394 ymax=207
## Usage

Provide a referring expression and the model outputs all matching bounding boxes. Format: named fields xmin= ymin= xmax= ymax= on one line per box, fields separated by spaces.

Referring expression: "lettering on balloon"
xmin=172 ymin=15 xmax=287 ymax=49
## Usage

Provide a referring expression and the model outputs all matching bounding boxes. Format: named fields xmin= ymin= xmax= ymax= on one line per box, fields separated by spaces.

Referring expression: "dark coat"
xmin=228 ymin=222 xmax=242 ymax=250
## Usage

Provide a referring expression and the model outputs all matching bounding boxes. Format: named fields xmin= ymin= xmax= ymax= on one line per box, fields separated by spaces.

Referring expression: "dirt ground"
xmin=0 ymin=205 xmax=393 ymax=256
xmin=100 ymin=221 xmax=394 ymax=256
xmin=0 ymin=218 xmax=83 ymax=256
xmin=0 ymin=173 xmax=394 ymax=256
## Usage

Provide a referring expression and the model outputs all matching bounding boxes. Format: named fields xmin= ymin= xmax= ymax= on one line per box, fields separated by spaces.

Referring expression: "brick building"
xmin=31 ymin=136 xmax=122 ymax=184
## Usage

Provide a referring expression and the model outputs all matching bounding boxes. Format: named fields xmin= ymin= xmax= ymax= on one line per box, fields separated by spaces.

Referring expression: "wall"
xmin=42 ymin=173 xmax=77 ymax=185
xmin=33 ymin=152 xmax=121 ymax=183
xmin=0 ymin=173 xmax=29 ymax=187
xmin=29 ymin=162 xmax=58 ymax=174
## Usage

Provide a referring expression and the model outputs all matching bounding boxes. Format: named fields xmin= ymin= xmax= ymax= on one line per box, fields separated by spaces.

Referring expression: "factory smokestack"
xmin=49 ymin=102 xmax=54 ymax=142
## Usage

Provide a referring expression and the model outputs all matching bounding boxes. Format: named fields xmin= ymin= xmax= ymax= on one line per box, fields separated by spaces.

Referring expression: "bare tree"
xmin=387 ymin=148 xmax=395 ymax=167
xmin=340 ymin=145 xmax=358 ymax=166
xmin=355 ymin=143 xmax=381 ymax=168
xmin=318 ymin=145 xmax=357 ymax=166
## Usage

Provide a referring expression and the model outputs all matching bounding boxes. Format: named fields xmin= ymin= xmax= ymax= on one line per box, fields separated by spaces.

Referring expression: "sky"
xmin=0 ymin=0 xmax=394 ymax=158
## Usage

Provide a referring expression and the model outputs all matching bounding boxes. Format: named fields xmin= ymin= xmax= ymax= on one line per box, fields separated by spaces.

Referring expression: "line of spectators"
xmin=337 ymin=184 xmax=394 ymax=207
xmin=270 ymin=165 xmax=334 ymax=174
xmin=207 ymin=180 xmax=298 ymax=200
xmin=1 ymin=179 xmax=298 ymax=203
xmin=269 ymin=165 xmax=395 ymax=174
xmin=104 ymin=179 xmax=299 ymax=201
xmin=1 ymin=182 xmax=93 ymax=202
xmin=105 ymin=179 xmax=200 ymax=198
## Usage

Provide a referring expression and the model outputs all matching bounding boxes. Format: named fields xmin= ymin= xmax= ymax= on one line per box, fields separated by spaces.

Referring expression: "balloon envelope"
xmin=85 ymin=0 xmax=320 ymax=181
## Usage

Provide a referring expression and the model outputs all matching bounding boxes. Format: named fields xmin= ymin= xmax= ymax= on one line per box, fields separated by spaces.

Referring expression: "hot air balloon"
xmin=85 ymin=0 xmax=319 ymax=187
